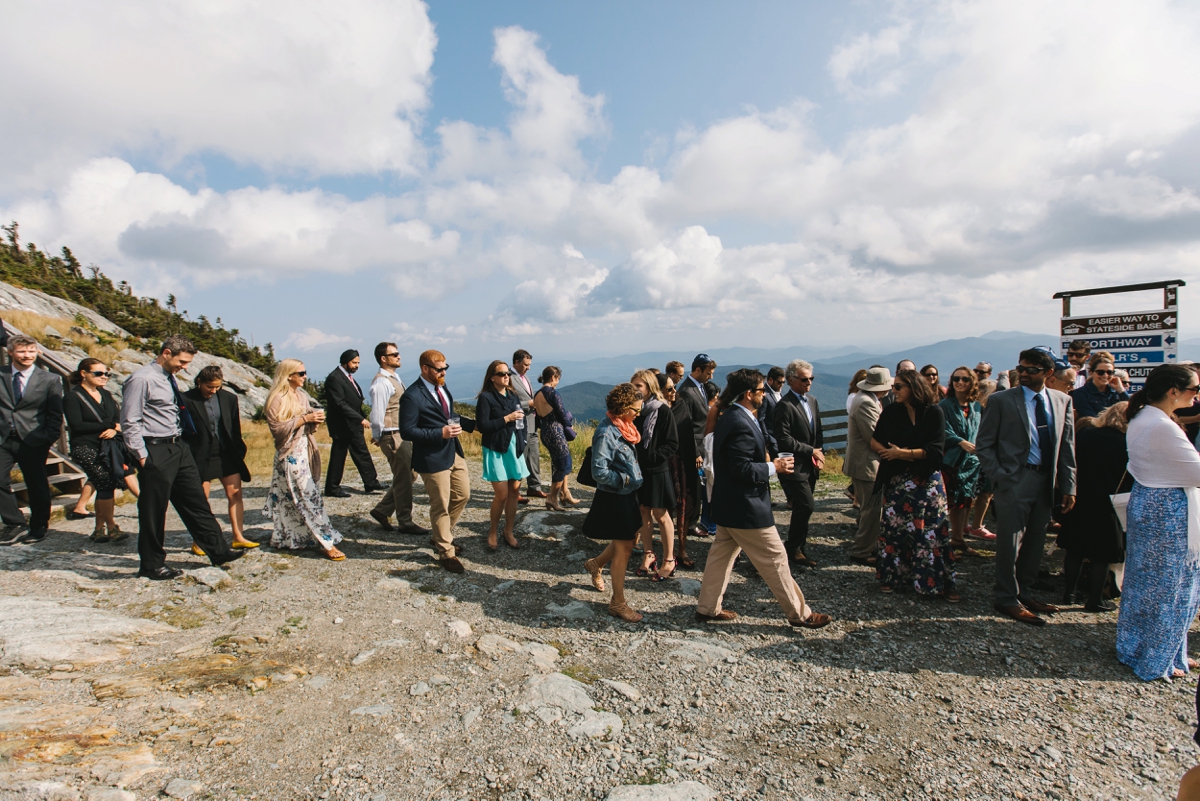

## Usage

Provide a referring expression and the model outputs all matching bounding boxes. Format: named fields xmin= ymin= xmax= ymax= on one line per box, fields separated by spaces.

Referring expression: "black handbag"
xmin=576 ymin=446 xmax=596 ymax=487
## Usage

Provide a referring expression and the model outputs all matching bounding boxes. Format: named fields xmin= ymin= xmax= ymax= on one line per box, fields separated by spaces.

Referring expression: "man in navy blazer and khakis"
xmin=694 ymin=368 xmax=831 ymax=630
xmin=399 ymin=349 xmax=471 ymax=573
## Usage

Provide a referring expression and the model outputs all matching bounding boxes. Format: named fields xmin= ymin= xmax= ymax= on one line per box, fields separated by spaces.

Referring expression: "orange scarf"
xmin=608 ymin=412 xmax=641 ymax=444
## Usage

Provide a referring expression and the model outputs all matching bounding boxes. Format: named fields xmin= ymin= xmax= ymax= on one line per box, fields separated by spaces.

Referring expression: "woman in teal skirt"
xmin=476 ymin=360 xmax=530 ymax=550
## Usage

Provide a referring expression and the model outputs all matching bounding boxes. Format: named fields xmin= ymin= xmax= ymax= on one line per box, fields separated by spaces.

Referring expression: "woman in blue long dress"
xmin=939 ymin=366 xmax=982 ymax=554
xmin=476 ymin=360 xmax=529 ymax=550
xmin=533 ymin=365 xmax=577 ymax=511
xmin=1116 ymin=365 xmax=1200 ymax=680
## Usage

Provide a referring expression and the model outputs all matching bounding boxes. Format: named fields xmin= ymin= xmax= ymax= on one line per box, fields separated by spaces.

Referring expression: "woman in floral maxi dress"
xmin=871 ymin=369 xmax=957 ymax=600
xmin=262 ymin=359 xmax=345 ymax=560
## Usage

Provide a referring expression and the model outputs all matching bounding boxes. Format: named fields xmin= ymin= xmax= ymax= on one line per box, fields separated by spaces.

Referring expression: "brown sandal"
xmin=608 ymin=603 xmax=643 ymax=623
xmin=584 ymin=558 xmax=606 ymax=592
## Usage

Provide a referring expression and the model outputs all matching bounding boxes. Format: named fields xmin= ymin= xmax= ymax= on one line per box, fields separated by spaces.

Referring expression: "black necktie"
xmin=170 ymin=374 xmax=198 ymax=436
xmin=1034 ymin=393 xmax=1052 ymax=467
xmin=12 ymin=372 xmax=23 ymax=404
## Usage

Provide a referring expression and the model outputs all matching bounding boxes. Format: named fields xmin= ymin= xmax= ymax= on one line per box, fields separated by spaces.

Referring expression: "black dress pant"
xmin=325 ymin=429 xmax=378 ymax=491
xmin=137 ymin=441 xmax=231 ymax=572
xmin=0 ymin=435 xmax=51 ymax=528
xmin=783 ymin=471 xmax=818 ymax=556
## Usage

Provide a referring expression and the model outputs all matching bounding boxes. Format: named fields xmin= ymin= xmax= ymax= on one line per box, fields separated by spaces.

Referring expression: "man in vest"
xmin=367 ymin=342 xmax=430 ymax=535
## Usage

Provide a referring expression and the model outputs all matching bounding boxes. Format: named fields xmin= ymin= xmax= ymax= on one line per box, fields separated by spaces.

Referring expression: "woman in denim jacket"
xmin=583 ymin=383 xmax=646 ymax=622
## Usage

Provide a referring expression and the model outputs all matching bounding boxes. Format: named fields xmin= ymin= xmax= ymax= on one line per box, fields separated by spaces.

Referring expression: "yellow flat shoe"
xmin=191 ymin=543 xmax=206 ymax=557
xmin=232 ymin=540 xmax=260 ymax=549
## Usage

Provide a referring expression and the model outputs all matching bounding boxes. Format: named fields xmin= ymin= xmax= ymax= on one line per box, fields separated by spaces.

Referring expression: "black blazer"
xmin=0 ymin=366 xmax=63 ymax=449
xmin=757 ymin=390 xmax=780 ymax=457
xmin=711 ymin=405 xmax=775 ymax=529
xmin=324 ymin=367 xmax=366 ymax=440
xmin=773 ymin=390 xmax=823 ymax=481
xmin=181 ymin=387 xmax=250 ymax=481
xmin=677 ymin=377 xmax=709 ymax=457
xmin=64 ymin=386 xmax=119 ymax=450
xmin=475 ymin=389 xmax=526 ymax=457
xmin=399 ymin=380 xmax=465 ymax=474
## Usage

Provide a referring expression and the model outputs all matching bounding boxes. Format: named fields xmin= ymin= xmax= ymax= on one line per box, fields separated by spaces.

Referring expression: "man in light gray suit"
xmin=510 ymin=349 xmax=545 ymax=500
xmin=0 ymin=335 xmax=64 ymax=545
xmin=977 ymin=347 xmax=1076 ymax=627
xmin=843 ymin=366 xmax=891 ymax=565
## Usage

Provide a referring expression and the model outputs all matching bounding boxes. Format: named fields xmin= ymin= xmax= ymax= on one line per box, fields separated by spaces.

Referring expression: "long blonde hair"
xmin=265 ymin=358 xmax=308 ymax=422
xmin=630 ymin=369 xmax=665 ymax=402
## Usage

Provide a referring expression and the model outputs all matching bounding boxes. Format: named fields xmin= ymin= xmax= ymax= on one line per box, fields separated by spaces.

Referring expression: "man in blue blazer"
xmin=695 ymin=368 xmax=831 ymax=630
xmin=399 ymin=349 xmax=472 ymax=573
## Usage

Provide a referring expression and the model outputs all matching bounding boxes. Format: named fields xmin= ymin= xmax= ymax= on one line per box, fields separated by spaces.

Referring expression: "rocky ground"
xmin=1 ymin=453 xmax=1197 ymax=801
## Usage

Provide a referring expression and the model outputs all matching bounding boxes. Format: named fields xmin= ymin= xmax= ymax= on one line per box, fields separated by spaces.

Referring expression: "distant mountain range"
xmin=409 ymin=330 xmax=1113 ymax=420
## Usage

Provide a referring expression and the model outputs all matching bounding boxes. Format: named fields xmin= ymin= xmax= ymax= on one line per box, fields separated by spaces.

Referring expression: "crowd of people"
xmin=2 ymin=333 xmax=1199 ymax=683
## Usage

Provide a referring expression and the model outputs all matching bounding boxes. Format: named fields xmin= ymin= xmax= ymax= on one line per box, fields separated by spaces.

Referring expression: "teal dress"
xmin=938 ymin=396 xmax=981 ymax=508
xmin=483 ymin=437 xmax=530 ymax=483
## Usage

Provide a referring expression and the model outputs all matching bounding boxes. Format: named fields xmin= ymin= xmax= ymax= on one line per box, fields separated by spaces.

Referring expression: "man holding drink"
xmin=399 ymin=349 xmax=472 ymax=573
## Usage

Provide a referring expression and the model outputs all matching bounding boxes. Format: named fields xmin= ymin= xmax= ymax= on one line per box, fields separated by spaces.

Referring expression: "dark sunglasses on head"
xmin=1092 ymin=369 xmax=1114 ymax=376
xmin=291 ymin=371 xmax=307 ymax=377
xmin=1016 ymin=365 xmax=1045 ymax=374
xmin=951 ymin=376 xmax=972 ymax=383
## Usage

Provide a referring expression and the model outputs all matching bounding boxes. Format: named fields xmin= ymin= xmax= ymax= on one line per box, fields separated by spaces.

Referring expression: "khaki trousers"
xmin=849 ymin=478 xmax=883 ymax=559
xmin=372 ymin=432 xmax=415 ymax=526
xmin=696 ymin=524 xmax=812 ymax=624
xmin=420 ymin=455 xmax=470 ymax=559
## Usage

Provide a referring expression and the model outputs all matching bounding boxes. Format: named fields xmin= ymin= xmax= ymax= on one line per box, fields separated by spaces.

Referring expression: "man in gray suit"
xmin=510 ymin=349 xmax=545 ymax=500
xmin=977 ymin=347 xmax=1077 ymax=626
xmin=843 ymin=366 xmax=891 ymax=565
xmin=0 ymin=335 xmax=63 ymax=545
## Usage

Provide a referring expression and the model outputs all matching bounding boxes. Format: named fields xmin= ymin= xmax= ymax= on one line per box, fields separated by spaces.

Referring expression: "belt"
xmin=144 ymin=435 xmax=181 ymax=445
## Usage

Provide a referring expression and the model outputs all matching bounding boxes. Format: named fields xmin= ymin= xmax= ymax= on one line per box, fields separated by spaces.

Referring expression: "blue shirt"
xmin=1022 ymin=385 xmax=1053 ymax=466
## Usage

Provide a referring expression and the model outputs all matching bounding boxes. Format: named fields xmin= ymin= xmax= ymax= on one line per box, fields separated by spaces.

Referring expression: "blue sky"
xmin=3 ymin=0 xmax=1199 ymax=370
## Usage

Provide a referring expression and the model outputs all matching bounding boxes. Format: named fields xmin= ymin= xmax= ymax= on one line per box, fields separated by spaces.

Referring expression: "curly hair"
xmin=606 ymin=383 xmax=642 ymax=417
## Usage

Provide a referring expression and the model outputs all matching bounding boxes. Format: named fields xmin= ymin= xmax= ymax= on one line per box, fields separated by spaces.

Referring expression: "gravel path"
xmin=0 ymin=456 xmax=1196 ymax=800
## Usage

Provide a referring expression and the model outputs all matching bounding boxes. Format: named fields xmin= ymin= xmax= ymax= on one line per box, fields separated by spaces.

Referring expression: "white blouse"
xmin=1127 ymin=405 xmax=1200 ymax=565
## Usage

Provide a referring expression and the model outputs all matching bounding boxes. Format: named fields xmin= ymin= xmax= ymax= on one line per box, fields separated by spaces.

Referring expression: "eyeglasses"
xmin=951 ymin=376 xmax=972 ymax=384
xmin=1092 ymin=369 xmax=1114 ymax=376
xmin=291 ymin=371 xmax=307 ymax=377
xmin=1016 ymin=365 xmax=1046 ymax=374
xmin=89 ymin=370 xmax=110 ymax=377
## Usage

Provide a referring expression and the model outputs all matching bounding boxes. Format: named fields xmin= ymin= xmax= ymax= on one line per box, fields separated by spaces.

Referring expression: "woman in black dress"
xmin=582 ymin=383 xmax=646 ymax=622
xmin=63 ymin=358 xmax=129 ymax=543
xmin=1058 ymin=402 xmax=1130 ymax=611
xmin=182 ymin=365 xmax=257 ymax=552
xmin=629 ymin=370 xmax=680 ymax=579
xmin=533 ymin=366 xmax=578 ymax=510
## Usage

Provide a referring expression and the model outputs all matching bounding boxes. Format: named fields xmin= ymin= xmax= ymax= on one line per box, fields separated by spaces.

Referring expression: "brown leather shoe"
xmin=995 ymin=603 xmax=1045 ymax=626
xmin=438 ymin=557 xmax=465 ymax=574
xmin=791 ymin=612 xmax=832 ymax=629
xmin=369 ymin=510 xmax=394 ymax=531
xmin=695 ymin=609 xmax=738 ymax=623
xmin=1020 ymin=598 xmax=1060 ymax=615
xmin=526 ymin=489 xmax=549 ymax=499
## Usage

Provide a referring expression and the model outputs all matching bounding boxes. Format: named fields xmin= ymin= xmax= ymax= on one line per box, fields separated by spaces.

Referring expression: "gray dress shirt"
xmin=121 ymin=362 xmax=182 ymax=458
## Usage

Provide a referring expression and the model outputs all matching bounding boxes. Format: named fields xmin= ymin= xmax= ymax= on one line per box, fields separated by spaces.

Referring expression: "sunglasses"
xmin=291 ymin=371 xmax=307 ymax=377
xmin=951 ymin=376 xmax=972 ymax=383
xmin=1092 ymin=369 xmax=1114 ymax=376
xmin=89 ymin=370 xmax=110 ymax=377
xmin=1016 ymin=365 xmax=1046 ymax=374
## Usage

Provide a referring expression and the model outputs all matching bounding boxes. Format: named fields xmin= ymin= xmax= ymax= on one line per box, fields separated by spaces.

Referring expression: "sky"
xmin=3 ymin=0 xmax=1199 ymax=370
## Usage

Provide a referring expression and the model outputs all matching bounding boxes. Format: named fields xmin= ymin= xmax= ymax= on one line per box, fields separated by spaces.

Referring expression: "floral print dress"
xmin=263 ymin=391 xmax=343 ymax=551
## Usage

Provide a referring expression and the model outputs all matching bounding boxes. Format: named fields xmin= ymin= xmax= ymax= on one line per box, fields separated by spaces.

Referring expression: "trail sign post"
xmin=1054 ymin=280 xmax=1185 ymax=393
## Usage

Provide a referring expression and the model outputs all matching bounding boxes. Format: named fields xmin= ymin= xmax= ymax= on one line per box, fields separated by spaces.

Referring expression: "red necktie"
xmin=438 ymin=387 xmax=450 ymax=418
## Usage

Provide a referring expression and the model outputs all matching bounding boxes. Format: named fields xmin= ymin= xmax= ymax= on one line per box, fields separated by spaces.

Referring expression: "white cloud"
xmin=282 ymin=328 xmax=353 ymax=352
xmin=0 ymin=0 xmax=436 ymax=188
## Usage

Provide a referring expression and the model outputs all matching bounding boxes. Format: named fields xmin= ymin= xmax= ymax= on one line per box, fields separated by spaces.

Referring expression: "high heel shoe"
xmin=651 ymin=558 xmax=677 ymax=582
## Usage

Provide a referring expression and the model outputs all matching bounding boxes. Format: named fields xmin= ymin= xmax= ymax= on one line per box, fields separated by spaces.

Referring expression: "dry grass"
xmin=1 ymin=309 xmax=132 ymax=362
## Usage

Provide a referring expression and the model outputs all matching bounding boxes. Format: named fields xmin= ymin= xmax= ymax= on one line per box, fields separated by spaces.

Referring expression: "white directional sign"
xmin=1057 ymin=283 xmax=1182 ymax=393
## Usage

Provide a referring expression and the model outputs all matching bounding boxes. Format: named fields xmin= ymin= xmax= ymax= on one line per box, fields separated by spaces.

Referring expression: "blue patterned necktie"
xmin=1034 ymin=392 xmax=1052 ymax=466
xmin=12 ymin=371 xmax=23 ymax=404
